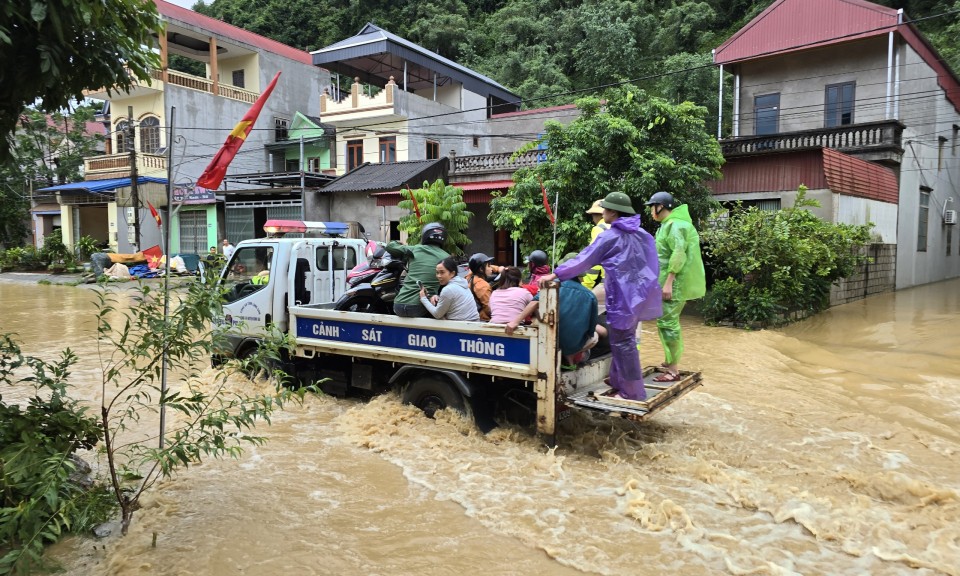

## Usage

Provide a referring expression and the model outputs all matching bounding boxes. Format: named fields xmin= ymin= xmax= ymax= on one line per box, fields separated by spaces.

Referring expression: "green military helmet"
xmin=599 ymin=191 xmax=635 ymax=215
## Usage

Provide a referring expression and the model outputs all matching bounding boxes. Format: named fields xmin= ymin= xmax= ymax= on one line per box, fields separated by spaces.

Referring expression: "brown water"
xmin=2 ymin=276 xmax=958 ymax=575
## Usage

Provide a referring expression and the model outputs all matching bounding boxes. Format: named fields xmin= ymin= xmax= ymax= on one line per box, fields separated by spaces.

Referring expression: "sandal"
xmin=652 ymin=371 xmax=682 ymax=383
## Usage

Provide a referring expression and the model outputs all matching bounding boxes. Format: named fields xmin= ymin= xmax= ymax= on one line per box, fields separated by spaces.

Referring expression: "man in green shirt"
xmin=385 ymin=222 xmax=450 ymax=318
xmin=644 ymin=192 xmax=706 ymax=382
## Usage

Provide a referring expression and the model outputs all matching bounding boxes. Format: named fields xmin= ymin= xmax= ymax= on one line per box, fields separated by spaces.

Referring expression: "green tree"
xmin=700 ymin=187 xmax=873 ymax=327
xmin=0 ymin=106 xmax=104 ymax=249
xmin=398 ymin=179 xmax=473 ymax=255
xmin=0 ymin=0 xmax=162 ymax=160
xmin=489 ymin=86 xmax=724 ymax=260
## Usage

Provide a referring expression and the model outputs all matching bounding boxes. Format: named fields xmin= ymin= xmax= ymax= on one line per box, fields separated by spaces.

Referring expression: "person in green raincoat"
xmin=644 ymin=191 xmax=706 ymax=382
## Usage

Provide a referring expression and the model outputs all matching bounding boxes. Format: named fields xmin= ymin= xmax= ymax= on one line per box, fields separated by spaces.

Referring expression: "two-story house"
xmin=711 ymin=0 xmax=960 ymax=298
xmin=307 ymin=24 xmax=579 ymax=261
xmin=43 ymin=0 xmax=326 ymax=254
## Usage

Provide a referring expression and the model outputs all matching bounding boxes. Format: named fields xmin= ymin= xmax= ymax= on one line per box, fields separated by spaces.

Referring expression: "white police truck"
xmin=218 ymin=221 xmax=701 ymax=446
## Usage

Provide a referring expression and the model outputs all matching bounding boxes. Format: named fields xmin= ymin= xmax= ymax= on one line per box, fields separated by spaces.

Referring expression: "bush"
xmin=701 ymin=187 xmax=872 ymax=328
xmin=0 ymin=338 xmax=107 ymax=574
xmin=39 ymin=230 xmax=71 ymax=267
xmin=73 ymin=236 xmax=100 ymax=262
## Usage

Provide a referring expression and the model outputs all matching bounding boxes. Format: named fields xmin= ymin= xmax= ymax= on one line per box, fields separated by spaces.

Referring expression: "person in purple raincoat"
xmin=538 ymin=191 xmax=661 ymax=400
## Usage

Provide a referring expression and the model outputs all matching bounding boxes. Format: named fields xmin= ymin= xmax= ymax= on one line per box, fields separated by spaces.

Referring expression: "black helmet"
xmin=468 ymin=252 xmax=495 ymax=275
xmin=644 ymin=191 xmax=677 ymax=210
xmin=526 ymin=250 xmax=548 ymax=268
xmin=420 ymin=222 xmax=447 ymax=246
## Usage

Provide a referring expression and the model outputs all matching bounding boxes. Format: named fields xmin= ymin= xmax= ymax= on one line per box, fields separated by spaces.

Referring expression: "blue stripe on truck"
xmin=295 ymin=318 xmax=531 ymax=364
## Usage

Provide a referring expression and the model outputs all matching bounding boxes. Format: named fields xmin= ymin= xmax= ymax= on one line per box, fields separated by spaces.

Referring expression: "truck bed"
xmin=564 ymin=365 xmax=702 ymax=421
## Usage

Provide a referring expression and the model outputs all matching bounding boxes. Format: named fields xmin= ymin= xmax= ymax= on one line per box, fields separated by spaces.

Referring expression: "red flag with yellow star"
xmin=197 ymin=71 xmax=281 ymax=190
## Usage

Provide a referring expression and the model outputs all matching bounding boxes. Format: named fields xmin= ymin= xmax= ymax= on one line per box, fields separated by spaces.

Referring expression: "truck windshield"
xmin=222 ymin=245 xmax=275 ymax=303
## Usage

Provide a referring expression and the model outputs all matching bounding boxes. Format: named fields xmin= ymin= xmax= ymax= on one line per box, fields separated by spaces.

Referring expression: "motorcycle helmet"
xmin=420 ymin=222 xmax=447 ymax=246
xmin=644 ymin=191 xmax=678 ymax=210
xmin=526 ymin=250 xmax=548 ymax=268
xmin=468 ymin=252 xmax=495 ymax=275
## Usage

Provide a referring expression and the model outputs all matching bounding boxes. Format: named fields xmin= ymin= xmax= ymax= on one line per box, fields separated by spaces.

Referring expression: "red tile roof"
xmin=821 ymin=147 xmax=899 ymax=204
xmin=155 ymin=0 xmax=312 ymax=65
xmin=708 ymin=147 xmax=899 ymax=205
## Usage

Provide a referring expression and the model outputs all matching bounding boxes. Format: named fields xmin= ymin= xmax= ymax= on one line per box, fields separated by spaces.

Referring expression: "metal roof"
xmin=322 ymin=158 xmax=448 ymax=194
xmin=714 ymin=0 xmax=900 ymax=65
xmin=224 ymin=171 xmax=337 ymax=188
xmin=708 ymin=147 xmax=898 ymax=204
xmin=312 ymin=23 xmax=519 ymax=106
xmin=36 ymin=176 xmax=168 ymax=194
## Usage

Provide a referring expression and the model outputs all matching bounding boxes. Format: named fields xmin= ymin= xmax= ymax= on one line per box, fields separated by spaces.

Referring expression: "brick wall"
xmin=830 ymin=243 xmax=896 ymax=306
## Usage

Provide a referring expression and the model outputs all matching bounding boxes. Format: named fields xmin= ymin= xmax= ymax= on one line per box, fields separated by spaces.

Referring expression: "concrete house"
xmin=307 ymin=24 xmax=578 ymax=261
xmin=51 ymin=0 xmax=326 ymax=254
xmin=711 ymin=0 xmax=960 ymax=298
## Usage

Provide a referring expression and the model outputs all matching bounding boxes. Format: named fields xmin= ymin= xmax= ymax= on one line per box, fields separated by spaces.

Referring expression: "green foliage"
xmin=700 ymin=187 xmax=873 ymax=327
xmin=0 ymin=0 xmax=162 ymax=160
xmin=0 ymin=336 xmax=106 ymax=575
xmin=38 ymin=230 xmax=72 ymax=267
xmin=398 ymin=179 xmax=473 ymax=255
xmin=489 ymin=86 xmax=723 ymax=261
xmin=93 ymin=277 xmax=313 ymax=535
xmin=0 ymin=246 xmax=41 ymax=272
xmin=73 ymin=236 xmax=100 ymax=262
xmin=1 ymin=106 xmax=105 ymax=250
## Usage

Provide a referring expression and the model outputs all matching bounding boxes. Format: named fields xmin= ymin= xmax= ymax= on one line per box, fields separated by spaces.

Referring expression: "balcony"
xmin=84 ymin=69 xmax=259 ymax=104
xmin=320 ymin=77 xmax=400 ymax=122
xmin=720 ymin=120 xmax=905 ymax=164
xmin=84 ymin=153 xmax=168 ymax=180
xmin=449 ymin=149 xmax=541 ymax=182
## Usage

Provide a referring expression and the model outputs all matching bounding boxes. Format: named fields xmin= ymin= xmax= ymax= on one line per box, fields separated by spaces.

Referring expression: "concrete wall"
xmin=161 ymin=51 xmax=325 ymax=187
xmin=214 ymin=53 xmax=260 ymax=90
xmin=486 ymin=107 xmax=581 ymax=151
xmin=111 ymin=92 xmax=168 ymax=158
xmin=893 ymin=42 xmax=960 ymax=289
xmin=836 ymin=194 xmax=898 ymax=243
xmin=830 ymin=243 xmax=897 ymax=305
xmin=735 ymin=36 xmax=890 ymax=135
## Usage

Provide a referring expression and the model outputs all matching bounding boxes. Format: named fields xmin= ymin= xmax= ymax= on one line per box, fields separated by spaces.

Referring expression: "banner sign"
xmin=173 ymin=186 xmax=216 ymax=205
xmin=295 ymin=317 xmax=531 ymax=364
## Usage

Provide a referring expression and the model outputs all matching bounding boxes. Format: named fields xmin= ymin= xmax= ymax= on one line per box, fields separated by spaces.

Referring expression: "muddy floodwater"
xmin=1 ymin=276 xmax=958 ymax=575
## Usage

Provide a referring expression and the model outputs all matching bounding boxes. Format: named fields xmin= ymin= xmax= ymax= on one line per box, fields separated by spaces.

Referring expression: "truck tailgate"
xmin=565 ymin=366 xmax=702 ymax=421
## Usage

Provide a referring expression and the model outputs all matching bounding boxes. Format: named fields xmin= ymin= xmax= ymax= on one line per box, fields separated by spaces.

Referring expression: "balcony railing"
xmin=720 ymin=120 xmax=904 ymax=157
xmin=84 ymin=68 xmax=259 ymax=104
xmin=84 ymin=153 xmax=167 ymax=178
xmin=450 ymin=149 xmax=542 ymax=176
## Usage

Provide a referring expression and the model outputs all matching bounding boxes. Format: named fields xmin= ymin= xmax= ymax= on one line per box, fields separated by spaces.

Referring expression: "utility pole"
xmin=128 ymin=105 xmax=141 ymax=252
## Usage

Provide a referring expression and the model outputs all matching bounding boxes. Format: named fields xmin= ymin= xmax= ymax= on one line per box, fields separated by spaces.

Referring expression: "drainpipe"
xmin=885 ymin=31 xmax=894 ymax=119
xmin=894 ymin=9 xmax=903 ymax=119
xmin=716 ymin=58 xmax=723 ymax=139
xmin=733 ymin=73 xmax=741 ymax=138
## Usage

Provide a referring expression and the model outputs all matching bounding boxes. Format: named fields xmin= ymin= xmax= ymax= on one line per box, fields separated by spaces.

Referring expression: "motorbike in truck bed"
xmin=287 ymin=285 xmax=702 ymax=446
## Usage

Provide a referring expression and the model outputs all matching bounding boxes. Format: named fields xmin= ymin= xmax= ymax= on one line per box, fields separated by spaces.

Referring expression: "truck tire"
xmin=402 ymin=377 xmax=465 ymax=418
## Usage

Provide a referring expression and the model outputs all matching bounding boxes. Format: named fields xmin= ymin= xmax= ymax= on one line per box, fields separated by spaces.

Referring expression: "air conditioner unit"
xmin=945 ymin=210 xmax=958 ymax=225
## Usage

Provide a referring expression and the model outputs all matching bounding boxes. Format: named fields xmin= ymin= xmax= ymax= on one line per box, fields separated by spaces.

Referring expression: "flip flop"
xmin=652 ymin=372 xmax=682 ymax=383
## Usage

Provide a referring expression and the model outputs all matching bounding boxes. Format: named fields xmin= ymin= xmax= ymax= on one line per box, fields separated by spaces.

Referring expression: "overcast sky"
xmin=163 ymin=0 xmax=202 ymax=9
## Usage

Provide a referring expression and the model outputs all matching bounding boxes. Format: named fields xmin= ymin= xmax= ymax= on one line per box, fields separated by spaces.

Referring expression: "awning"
xmin=322 ymin=158 xmax=448 ymax=195
xmin=36 ymin=176 xmax=168 ymax=195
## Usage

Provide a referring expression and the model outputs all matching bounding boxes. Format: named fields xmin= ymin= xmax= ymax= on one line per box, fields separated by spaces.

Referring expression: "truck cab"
xmin=217 ymin=220 xmax=371 ymax=361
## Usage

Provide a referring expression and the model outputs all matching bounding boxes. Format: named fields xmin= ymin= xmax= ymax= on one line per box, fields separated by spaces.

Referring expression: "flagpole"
xmin=551 ymin=189 xmax=559 ymax=267
xmin=159 ymin=106 xmax=175 ymax=450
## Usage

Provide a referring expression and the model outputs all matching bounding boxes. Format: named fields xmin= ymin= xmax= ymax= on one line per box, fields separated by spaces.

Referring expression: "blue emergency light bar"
xmin=263 ymin=220 xmax=350 ymax=237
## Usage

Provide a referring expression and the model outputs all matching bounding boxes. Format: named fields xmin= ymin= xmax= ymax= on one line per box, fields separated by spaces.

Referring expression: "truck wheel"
xmin=402 ymin=377 xmax=465 ymax=418
xmin=235 ymin=345 xmax=261 ymax=380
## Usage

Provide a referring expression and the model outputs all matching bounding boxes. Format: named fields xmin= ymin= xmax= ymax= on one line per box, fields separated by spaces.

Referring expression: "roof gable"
xmin=322 ymin=158 xmax=448 ymax=194
xmin=714 ymin=0 xmax=899 ymax=65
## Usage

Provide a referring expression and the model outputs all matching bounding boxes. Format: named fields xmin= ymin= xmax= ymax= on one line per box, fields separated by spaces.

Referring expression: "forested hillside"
xmin=190 ymin=0 xmax=960 ymax=118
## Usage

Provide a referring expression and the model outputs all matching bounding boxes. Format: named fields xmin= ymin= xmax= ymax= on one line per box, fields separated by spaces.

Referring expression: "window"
xmin=232 ymin=69 xmax=245 ymax=88
xmin=379 ymin=136 xmax=396 ymax=163
xmin=316 ymin=246 xmax=357 ymax=271
xmin=472 ymin=135 xmax=479 ymax=147
xmin=222 ymin=246 xmax=275 ymax=302
xmin=948 ymin=227 xmax=953 ymax=256
xmin=918 ymin=188 xmax=930 ymax=252
xmin=309 ymin=157 xmax=322 ymax=172
xmin=825 ymin=82 xmax=855 ymax=127
xmin=274 ymin=117 xmax=289 ymax=141
xmin=115 ymin=120 xmax=131 ymax=154
xmin=754 ymin=93 xmax=780 ymax=136
xmin=347 ymin=139 xmax=363 ymax=170
xmin=139 ymin=116 xmax=161 ymax=153
xmin=285 ymin=159 xmax=300 ymax=171
xmin=426 ymin=140 xmax=439 ymax=160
